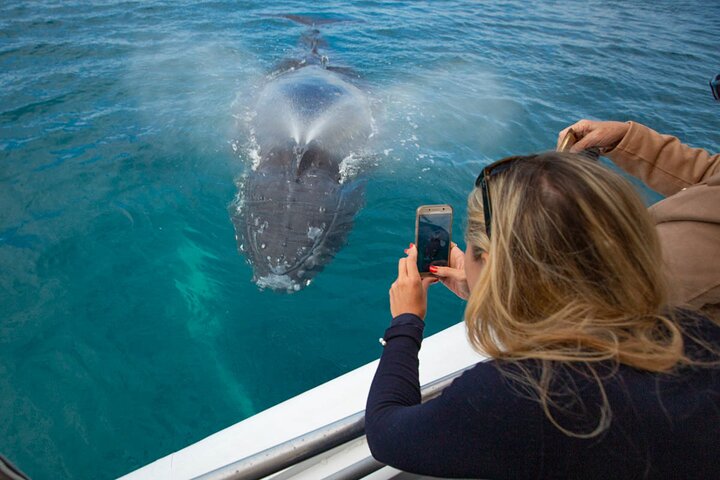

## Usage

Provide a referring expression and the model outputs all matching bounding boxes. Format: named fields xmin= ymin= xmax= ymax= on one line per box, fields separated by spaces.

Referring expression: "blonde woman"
xmin=365 ymin=152 xmax=720 ymax=479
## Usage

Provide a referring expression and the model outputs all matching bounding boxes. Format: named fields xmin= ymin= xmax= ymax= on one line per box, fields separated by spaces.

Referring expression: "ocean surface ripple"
xmin=1 ymin=1 xmax=719 ymax=478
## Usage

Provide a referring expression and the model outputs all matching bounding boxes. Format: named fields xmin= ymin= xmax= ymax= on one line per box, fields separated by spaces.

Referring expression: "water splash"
xmin=252 ymin=66 xmax=373 ymax=161
xmin=255 ymin=273 xmax=301 ymax=292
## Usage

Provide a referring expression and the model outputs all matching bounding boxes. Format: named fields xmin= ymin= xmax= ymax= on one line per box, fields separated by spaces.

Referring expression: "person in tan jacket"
xmin=558 ymin=120 xmax=720 ymax=322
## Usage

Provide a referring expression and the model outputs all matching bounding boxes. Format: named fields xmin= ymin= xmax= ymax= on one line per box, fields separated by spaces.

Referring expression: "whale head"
xmin=232 ymin=144 xmax=364 ymax=292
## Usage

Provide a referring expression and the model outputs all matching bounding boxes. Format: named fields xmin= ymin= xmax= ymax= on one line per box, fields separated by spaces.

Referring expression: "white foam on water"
xmin=338 ymin=154 xmax=361 ymax=184
xmin=255 ymin=273 xmax=299 ymax=292
xmin=338 ymin=151 xmax=379 ymax=184
xmin=230 ymin=174 xmax=248 ymax=218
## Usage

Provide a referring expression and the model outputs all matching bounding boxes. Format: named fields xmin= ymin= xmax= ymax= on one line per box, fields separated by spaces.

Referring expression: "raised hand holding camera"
xmin=557 ymin=120 xmax=630 ymax=154
xmin=389 ymin=245 xmax=437 ymax=319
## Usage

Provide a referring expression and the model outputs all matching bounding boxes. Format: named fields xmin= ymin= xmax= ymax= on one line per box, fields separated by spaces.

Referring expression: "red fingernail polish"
xmin=429 ymin=266 xmax=438 ymax=273
xmin=404 ymin=249 xmax=408 ymax=254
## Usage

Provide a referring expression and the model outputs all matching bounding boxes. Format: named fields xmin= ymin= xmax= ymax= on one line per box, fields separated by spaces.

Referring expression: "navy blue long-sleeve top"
xmin=365 ymin=313 xmax=720 ymax=479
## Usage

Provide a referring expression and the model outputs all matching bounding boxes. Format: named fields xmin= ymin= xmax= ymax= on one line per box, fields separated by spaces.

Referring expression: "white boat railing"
xmin=194 ymin=367 xmax=472 ymax=480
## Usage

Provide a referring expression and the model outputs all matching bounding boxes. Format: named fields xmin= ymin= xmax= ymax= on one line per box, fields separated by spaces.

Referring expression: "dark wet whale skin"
xmin=231 ymin=27 xmax=372 ymax=292
xmin=233 ymin=142 xmax=365 ymax=292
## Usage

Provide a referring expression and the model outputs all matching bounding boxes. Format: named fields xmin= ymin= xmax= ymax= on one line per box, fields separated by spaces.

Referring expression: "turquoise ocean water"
xmin=1 ymin=1 xmax=719 ymax=478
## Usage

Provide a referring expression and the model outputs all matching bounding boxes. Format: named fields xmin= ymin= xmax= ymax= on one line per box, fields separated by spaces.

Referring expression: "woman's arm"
xmin=366 ymin=314 xmax=425 ymax=417
xmin=558 ymin=120 xmax=720 ymax=196
xmin=606 ymin=122 xmax=720 ymax=196
xmin=365 ymin=315 xmax=541 ymax=478
xmin=367 ymin=245 xmax=541 ymax=477
xmin=365 ymin=313 xmax=473 ymax=477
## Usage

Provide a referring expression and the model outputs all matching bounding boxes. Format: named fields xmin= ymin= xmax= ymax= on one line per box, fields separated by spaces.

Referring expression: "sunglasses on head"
xmin=474 ymin=155 xmax=530 ymax=238
xmin=475 ymin=152 xmax=598 ymax=238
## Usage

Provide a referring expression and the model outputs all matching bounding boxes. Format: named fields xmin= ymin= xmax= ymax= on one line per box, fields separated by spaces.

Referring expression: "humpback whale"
xmin=231 ymin=18 xmax=373 ymax=292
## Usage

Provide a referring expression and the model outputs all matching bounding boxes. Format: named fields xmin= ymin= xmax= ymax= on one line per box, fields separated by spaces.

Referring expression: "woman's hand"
xmin=430 ymin=243 xmax=470 ymax=300
xmin=389 ymin=244 xmax=437 ymax=319
xmin=557 ymin=120 xmax=630 ymax=153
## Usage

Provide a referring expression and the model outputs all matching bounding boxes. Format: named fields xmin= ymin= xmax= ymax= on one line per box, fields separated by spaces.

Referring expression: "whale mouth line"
xmin=263 ymin=216 xmax=335 ymax=276
xmin=245 ymin=191 xmax=347 ymax=284
xmin=250 ymin=223 xmax=331 ymax=292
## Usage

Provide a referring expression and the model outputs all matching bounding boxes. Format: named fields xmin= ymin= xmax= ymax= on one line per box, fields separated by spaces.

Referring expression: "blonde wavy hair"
xmin=465 ymin=152 xmax=688 ymax=437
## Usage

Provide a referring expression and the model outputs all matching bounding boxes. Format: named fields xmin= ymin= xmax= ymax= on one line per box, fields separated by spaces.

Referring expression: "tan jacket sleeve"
xmin=606 ymin=121 xmax=720 ymax=197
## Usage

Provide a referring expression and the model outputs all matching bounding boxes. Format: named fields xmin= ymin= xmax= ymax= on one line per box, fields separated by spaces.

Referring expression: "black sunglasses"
xmin=474 ymin=155 xmax=530 ymax=238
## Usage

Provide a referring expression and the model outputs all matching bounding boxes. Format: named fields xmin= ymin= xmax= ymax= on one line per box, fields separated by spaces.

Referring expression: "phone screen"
xmin=416 ymin=212 xmax=452 ymax=273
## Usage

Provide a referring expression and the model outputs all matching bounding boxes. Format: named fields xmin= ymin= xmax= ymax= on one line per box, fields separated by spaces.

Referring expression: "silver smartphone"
xmin=415 ymin=204 xmax=453 ymax=277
